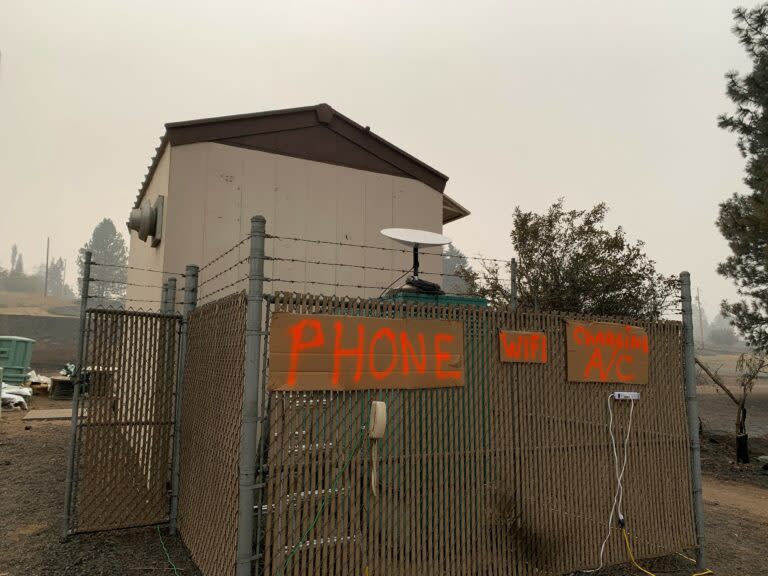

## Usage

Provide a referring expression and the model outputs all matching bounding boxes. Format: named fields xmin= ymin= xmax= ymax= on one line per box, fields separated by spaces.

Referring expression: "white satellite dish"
xmin=381 ymin=228 xmax=451 ymax=293
xmin=381 ymin=228 xmax=452 ymax=249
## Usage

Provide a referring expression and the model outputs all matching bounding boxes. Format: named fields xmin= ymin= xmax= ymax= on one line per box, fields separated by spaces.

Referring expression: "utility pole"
xmin=44 ymin=237 xmax=50 ymax=299
xmin=695 ymin=288 xmax=704 ymax=349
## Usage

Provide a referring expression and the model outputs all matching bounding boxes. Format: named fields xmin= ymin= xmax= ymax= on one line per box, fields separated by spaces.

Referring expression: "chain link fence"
xmin=176 ymin=292 xmax=248 ymax=576
xmin=260 ymin=295 xmax=695 ymax=576
xmin=68 ymin=308 xmax=179 ymax=533
xmin=65 ymin=223 xmax=700 ymax=576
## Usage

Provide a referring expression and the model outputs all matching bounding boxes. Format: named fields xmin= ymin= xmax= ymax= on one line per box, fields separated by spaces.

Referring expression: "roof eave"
xmin=134 ymin=104 xmax=450 ymax=208
xmin=442 ymin=193 xmax=470 ymax=225
xmin=133 ymin=135 xmax=169 ymax=208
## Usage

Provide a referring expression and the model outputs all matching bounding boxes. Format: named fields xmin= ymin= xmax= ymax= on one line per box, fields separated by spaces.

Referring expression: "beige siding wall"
xmin=129 ymin=142 xmax=444 ymax=305
xmin=126 ymin=147 xmax=169 ymax=306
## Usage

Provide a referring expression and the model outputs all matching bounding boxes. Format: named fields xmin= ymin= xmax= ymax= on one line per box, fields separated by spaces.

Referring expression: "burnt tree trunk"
xmin=736 ymin=405 xmax=749 ymax=464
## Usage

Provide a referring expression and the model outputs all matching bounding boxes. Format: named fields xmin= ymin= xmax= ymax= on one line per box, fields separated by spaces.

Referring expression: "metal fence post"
xmin=681 ymin=271 xmax=706 ymax=569
xmin=161 ymin=282 xmax=169 ymax=314
xmin=166 ymin=278 xmax=177 ymax=315
xmin=169 ymin=266 xmax=198 ymax=534
xmin=237 ymin=216 xmax=266 ymax=576
xmin=63 ymin=250 xmax=92 ymax=535
xmin=163 ymin=277 xmax=178 ymax=455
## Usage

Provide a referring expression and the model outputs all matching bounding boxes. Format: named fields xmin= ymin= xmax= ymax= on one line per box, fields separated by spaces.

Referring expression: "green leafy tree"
xmin=77 ymin=219 xmax=128 ymax=303
xmin=717 ymin=5 xmax=768 ymax=351
xmin=457 ymin=200 xmax=677 ymax=318
xmin=698 ymin=5 xmax=768 ymax=461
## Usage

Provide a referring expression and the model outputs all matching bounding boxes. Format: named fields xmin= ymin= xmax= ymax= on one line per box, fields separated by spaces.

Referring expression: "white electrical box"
xmin=613 ymin=391 xmax=640 ymax=401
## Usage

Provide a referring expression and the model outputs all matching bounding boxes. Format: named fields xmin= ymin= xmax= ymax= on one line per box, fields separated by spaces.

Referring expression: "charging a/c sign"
xmin=565 ymin=320 xmax=649 ymax=384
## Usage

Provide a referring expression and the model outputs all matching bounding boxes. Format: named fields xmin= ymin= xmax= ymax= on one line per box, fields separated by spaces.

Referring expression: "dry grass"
xmin=0 ymin=290 xmax=77 ymax=316
xmin=695 ymin=352 xmax=743 ymax=372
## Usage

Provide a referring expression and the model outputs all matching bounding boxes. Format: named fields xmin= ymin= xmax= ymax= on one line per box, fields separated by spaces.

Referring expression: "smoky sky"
xmin=0 ymin=1 xmax=753 ymax=318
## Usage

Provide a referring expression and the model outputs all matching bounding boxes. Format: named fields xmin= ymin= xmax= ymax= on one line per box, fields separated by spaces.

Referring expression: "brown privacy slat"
xmin=177 ymin=292 xmax=247 ymax=576
xmin=72 ymin=310 xmax=179 ymax=533
xmin=260 ymin=294 xmax=695 ymax=576
xmin=73 ymin=292 xmax=696 ymax=575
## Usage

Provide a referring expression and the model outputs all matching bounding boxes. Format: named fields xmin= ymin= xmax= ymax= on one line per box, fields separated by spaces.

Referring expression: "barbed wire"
xmin=264 ymin=277 xmax=478 ymax=296
xmin=266 ymin=233 xmax=433 ymax=254
xmin=198 ymin=257 xmax=250 ymax=289
xmin=90 ymin=261 xmax=185 ymax=276
xmin=197 ymin=276 xmax=249 ymax=303
xmin=86 ymin=294 xmax=181 ymax=305
xmin=89 ymin=277 xmax=166 ymax=289
xmin=267 ymin=233 xmax=513 ymax=265
xmin=268 ymin=256 xmax=411 ymax=274
xmin=265 ymin=277 xmax=395 ymax=291
xmin=199 ymin=236 xmax=253 ymax=273
xmin=267 ymin=256 xmax=477 ymax=278
xmin=461 ymin=254 xmax=515 ymax=265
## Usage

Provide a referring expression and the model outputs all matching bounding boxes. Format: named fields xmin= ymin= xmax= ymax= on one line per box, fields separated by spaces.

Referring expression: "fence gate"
xmin=66 ymin=308 xmax=180 ymax=533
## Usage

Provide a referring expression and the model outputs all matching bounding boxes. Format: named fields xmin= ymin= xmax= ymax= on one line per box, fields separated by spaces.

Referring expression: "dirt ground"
xmin=0 ymin=397 xmax=201 ymax=576
xmin=2 ymin=390 xmax=767 ymax=576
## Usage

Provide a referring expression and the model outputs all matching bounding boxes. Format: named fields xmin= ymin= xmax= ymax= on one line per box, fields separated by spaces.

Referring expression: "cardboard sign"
xmin=566 ymin=320 xmax=649 ymax=384
xmin=268 ymin=312 xmax=465 ymax=391
xmin=499 ymin=330 xmax=547 ymax=363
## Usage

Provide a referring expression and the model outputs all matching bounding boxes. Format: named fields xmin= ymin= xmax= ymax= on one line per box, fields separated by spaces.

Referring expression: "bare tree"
xmin=696 ymin=353 xmax=767 ymax=462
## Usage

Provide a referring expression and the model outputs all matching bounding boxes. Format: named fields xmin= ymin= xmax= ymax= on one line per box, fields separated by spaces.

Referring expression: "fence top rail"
xmin=86 ymin=307 xmax=182 ymax=319
xmin=189 ymin=290 xmax=247 ymax=315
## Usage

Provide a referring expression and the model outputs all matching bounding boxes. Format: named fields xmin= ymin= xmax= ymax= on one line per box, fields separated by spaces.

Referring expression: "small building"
xmin=126 ymin=104 xmax=469 ymax=303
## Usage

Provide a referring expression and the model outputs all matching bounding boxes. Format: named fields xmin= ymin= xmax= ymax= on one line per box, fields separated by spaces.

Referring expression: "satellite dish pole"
xmin=412 ymin=244 xmax=420 ymax=279
xmin=381 ymin=228 xmax=451 ymax=295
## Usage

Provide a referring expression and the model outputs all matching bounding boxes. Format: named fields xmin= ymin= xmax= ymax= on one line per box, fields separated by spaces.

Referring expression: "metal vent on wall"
xmin=127 ymin=195 xmax=164 ymax=247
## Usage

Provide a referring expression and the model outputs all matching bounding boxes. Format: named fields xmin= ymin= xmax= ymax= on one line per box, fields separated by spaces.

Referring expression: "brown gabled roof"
xmin=134 ymin=105 xmax=466 ymax=223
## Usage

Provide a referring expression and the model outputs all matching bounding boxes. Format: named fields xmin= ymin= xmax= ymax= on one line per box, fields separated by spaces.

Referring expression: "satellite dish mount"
xmin=381 ymin=228 xmax=452 ymax=295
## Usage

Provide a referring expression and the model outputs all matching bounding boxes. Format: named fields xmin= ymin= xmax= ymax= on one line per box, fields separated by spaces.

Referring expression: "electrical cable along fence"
xmin=64 ymin=216 xmax=707 ymax=576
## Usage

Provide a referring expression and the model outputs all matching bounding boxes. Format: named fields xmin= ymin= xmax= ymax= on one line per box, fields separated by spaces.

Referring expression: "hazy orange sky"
xmin=0 ymin=1 xmax=754 ymax=318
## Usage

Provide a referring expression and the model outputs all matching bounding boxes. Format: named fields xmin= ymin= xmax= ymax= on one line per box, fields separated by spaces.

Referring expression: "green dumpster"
xmin=0 ymin=336 xmax=35 ymax=384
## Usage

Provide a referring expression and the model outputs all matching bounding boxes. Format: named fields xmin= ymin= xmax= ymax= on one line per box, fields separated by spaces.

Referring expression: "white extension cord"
xmin=584 ymin=393 xmax=636 ymax=573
